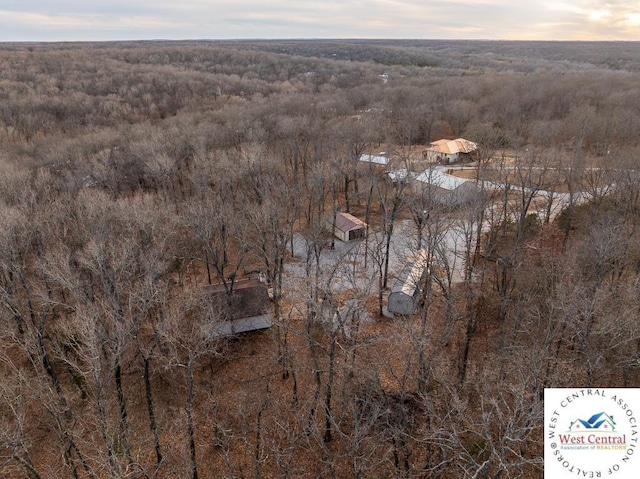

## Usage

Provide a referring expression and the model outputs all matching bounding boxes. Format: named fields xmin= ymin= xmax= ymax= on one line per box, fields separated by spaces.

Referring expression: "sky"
xmin=1 ymin=0 xmax=639 ymax=42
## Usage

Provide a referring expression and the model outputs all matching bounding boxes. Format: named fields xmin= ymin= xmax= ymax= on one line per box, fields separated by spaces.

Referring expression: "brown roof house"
xmin=423 ymin=138 xmax=478 ymax=164
xmin=329 ymin=212 xmax=368 ymax=242
xmin=206 ymin=279 xmax=273 ymax=337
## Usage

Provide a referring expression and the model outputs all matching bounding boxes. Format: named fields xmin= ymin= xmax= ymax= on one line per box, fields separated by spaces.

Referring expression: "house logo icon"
xmin=567 ymin=412 xmax=616 ymax=433
xmin=561 ymin=410 xmax=626 ymax=448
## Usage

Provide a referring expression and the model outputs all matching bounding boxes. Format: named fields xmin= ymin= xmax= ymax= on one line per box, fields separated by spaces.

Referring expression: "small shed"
xmin=206 ymin=280 xmax=273 ymax=337
xmin=358 ymin=153 xmax=389 ymax=167
xmin=388 ymin=250 xmax=429 ymax=316
xmin=331 ymin=212 xmax=367 ymax=242
xmin=387 ymin=168 xmax=413 ymax=185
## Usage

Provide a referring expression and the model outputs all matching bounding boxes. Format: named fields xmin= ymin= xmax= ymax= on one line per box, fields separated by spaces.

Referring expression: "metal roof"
xmin=425 ymin=138 xmax=477 ymax=155
xmin=205 ymin=280 xmax=271 ymax=321
xmin=359 ymin=154 xmax=389 ymax=165
xmin=392 ymin=249 xmax=429 ymax=296
xmin=414 ymin=168 xmax=471 ymax=191
xmin=334 ymin=212 xmax=367 ymax=232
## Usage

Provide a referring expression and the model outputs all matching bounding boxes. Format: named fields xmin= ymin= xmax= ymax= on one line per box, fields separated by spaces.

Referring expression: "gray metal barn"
xmin=387 ymin=250 xmax=429 ymax=316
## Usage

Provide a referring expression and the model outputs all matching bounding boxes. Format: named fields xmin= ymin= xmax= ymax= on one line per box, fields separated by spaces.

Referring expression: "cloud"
xmin=0 ymin=1 xmax=638 ymax=41
xmin=546 ymin=1 xmax=640 ymax=28
xmin=0 ymin=11 xmax=176 ymax=42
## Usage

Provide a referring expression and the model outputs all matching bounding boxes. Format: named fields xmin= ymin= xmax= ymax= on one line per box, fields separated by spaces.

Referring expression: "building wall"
xmin=336 ymin=228 xmax=348 ymax=242
xmin=387 ymin=291 xmax=416 ymax=316
xmin=450 ymin=182 xmax=482 ymax=205
xmin=424 ymin=150 xmax=458 ymax=164
xmin=335 ymin=226 xmax=365 ymax=242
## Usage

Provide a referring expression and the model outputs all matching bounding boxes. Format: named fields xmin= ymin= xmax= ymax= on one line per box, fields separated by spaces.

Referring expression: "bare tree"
xmin=157 ymin=288 xmax=229 ymax=479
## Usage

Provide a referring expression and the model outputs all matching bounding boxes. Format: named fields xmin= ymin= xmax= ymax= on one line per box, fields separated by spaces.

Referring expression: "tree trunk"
xmin=324 ymin=332 xmax=337 ymax=443
xmin=383 ymin=223 xmax=394 ymax=289
xmin=186 ymin=360 xmax=199 ymax=479
xmin=114 ymin=359 xmax=132 ymax=462
xmin=144 ymin=356 xmax=163 ymax=466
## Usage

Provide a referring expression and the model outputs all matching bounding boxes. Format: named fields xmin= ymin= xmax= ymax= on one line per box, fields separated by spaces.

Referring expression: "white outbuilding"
xmin=358 ymin=153 xmax=389 ymax=167
xmin=330 ymin=212 xmax=368 ymax=242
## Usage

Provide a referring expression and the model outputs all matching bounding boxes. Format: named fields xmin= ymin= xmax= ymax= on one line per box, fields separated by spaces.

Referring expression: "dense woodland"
xmin=1 ymin=39 xmax=640 ymax=479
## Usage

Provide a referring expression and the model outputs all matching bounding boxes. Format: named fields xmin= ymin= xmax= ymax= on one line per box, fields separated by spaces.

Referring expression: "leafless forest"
xmin=1 ymin=39 xmax=640 ymax=479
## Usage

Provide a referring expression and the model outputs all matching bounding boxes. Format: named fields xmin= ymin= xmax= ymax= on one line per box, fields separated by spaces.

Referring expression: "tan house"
xmin=423 ymin=138 xmax=478 ymax=164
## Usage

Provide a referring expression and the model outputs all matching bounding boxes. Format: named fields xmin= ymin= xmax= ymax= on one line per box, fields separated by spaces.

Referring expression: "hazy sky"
xmin=1 ymin=1 xmax=639 ymax=42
